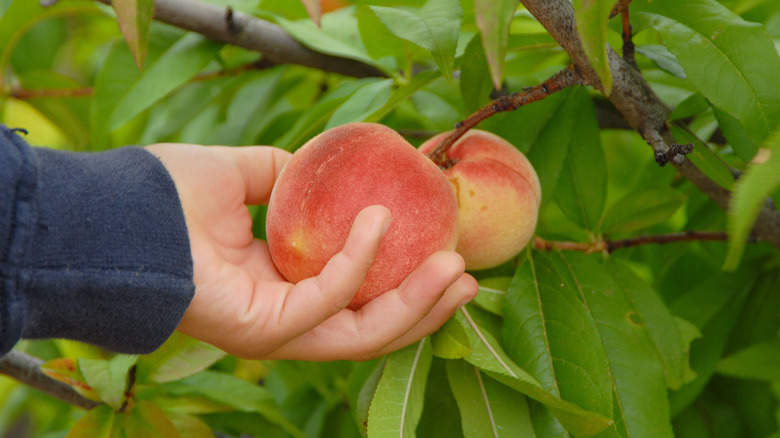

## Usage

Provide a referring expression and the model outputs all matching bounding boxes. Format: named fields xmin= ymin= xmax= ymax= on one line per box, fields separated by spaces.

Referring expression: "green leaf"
xmin=417 ymin=358 xmax=464 ymax=438
xmin=300 ymin=0 xmax=322 ymax=26
xmin=724 ymin=128 xmax=780 ymax=269
xmin=0 ymin=0 xmax=96 ymax=77
xmin=670 ymin=125 xmax=735 ymax=190
xmin=41 ymin=358 xmax=102 ymax=402
xmin=136 ymin=332 xmax=226 ymax=384
xmin=357 ymin=5 xmax=406 ymax=63
xmin=90 ymin=32 xmax=221 ymax=148
xmin=474 ymin=276 xmax=511 ymax=316
xmin=474 ymin=0 xmax=519 ymax=89
xmin=573 ymin=0 xmax=613 ymax=94
xmin=276 ymin=79 xmax=367 ymax=151
xmin=112 ymin=0 xmax=154 ymax=68
xmin=79 ymin=355 xmax=138 ymax=410
xmin=460 ymin=34 xmax=494 ymax=114
xmin=371 ymin=0 xmax=463 ymax=84
xmin=554 ymin=87 xmax=607 ymax=231
xmin=165 ymin=412 xmax=216 ymax=438
xmin=635 ymin=0 xmax=780 ymax=149
xmin=712 ymin=106 xmax=759 ymax=162
xmin=607 ymin=258 xmax=698 ymax=390
xmin=123 ymin=400 xmax=182 ymax=438
xmin=367 ymin=339 xmax=433 ymax=438
xmin=105 ymin=33 xmax=221 ymax=133
xmin=502 ymin=253 xmax=616 ymax=436
xmin=716 ymin=341 xmax=780 ymax=381
xmin=65 ymin=405 xmax=117 ymax=438
xmin=326 ymin=78 xmax=394 ymax=129
xmin=365 ymin=69 xmax=442 ymax=123
xmin=431 ymin=316 xmax=472 ymax=359
xmin=521 ymin=88 xmax=578 ymax=206
xmin=601 ymin=185 xmax=687 ymax=235
xmin=271 ymin=12 xmax=378 ymax=67
xmin=446 ymin=359 xmax=536 ymax=438
xmin=457 ymin=306 xmax=613 ymax=437
xmin=556 ymin=252 xmax=699 ymax=436
xmin=669 ymin=93 xmax=710 ymax=121
xmin=163 ymin=370 xmax=304 ymax=438
xmin=346 ymin=359 xmax=385 ymax=437
xmin=668 ymin=270 xmax=756 ymax=416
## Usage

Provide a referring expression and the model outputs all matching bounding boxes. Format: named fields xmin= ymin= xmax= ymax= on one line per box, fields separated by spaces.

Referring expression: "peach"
xmin=266 ymin=123 xmax=459 ymax=310
xmin=419 ymin=130 xmax=541 ymax=270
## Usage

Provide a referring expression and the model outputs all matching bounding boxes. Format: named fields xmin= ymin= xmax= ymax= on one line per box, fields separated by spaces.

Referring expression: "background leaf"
xmin=446 ymin=359 xmax=536 ymax=437
xmin=601 ymin=185 xmax=687 ymax=235
xmin=724 ymin=128 xmax=780 ymax=269
xmin=557 ymin=252 xmax=677 ymax=438
xmin=112 ymin=0 xmax=154 ymax=68
xmin=79 ymin=355 xmax=138 ymax=409
xmin=136 ymin=332 xmax=226 ymax=384
xmin=635 ymin=0 xmax=780 ymax=150
xmin=716 ymin=341 xmax=780 ymax=381
xmin=458 ymin=306 xmax=613 ymax=437
xmin=572 ymin=0 xmax=612 ymax=94
xmin=65 ymin=405 xmax=116 ymax=438
xmin=554 ymin=87 xmax=607 ymax=231
xmin=502 ymin=253 xmax=616 ymax=437
xmin=474 ymin=0 xmax=519 ymax=89
xmin=367 ymin=339 xmax=433 ymax=438
xmin=123 ymin=400 xmax=182 ymax=438
xmin=370 ymin=0 xmax=462 ymax=83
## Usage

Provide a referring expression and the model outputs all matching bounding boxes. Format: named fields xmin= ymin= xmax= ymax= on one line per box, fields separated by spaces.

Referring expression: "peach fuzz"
xmin=265 ymin=123 xmax=459 ymax=310
xmin=419 ymin=130 xmax=541 ymax=270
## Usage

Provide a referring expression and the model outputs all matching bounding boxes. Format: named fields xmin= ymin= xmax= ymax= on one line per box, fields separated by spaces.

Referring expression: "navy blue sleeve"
xmin=0 ymin=125 xmax=195 ymax=356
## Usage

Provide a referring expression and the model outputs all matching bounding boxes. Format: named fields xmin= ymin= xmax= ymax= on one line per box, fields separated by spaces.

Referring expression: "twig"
xmin=619 ymin=8 xmax=638 ymax=70
xmin=534 ymin=231 xmax=732 ymax=254
xmin=0 ymin=351 xmax=101 ymax=410
xmin=520 ymin=0 xmax=780 ymax=248
xmin=426 ymin=64 xmax=585 ymax=168
xmin=9 ymin=87 xmax=93 ymax=99
xmin=92 ymin=0 xmax=386 ymax=78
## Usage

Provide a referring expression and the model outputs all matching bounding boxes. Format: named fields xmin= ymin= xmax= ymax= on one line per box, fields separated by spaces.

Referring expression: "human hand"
xmin=145 ymin=143 xmax=478 ymax=360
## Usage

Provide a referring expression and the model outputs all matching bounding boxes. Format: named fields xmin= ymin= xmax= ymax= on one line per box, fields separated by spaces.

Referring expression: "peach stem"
xmin=426 ymin=64 xmax=586 ymax=169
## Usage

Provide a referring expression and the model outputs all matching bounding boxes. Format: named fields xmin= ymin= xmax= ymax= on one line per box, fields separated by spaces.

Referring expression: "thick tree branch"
xmin=94 ymin=0 xmax=385 ymax=78
xmin=520 ymin=0 xmax=780 ymax=248
xmin=0 ymin=351 xmax=100 ymax=410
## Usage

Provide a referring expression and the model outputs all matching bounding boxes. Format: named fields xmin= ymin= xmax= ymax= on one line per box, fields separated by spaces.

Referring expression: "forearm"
xmin=0 ymin=125 xmax=195 ymax=356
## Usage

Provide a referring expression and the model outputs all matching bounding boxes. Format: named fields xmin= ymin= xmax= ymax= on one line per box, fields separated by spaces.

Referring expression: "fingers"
xmin=267 ymin=251 xmax=478 ymax=361
xmin=220 ymin=146 xmax=292 ymax=205
xmin=265 ymin=205 xmax=393 ymax=343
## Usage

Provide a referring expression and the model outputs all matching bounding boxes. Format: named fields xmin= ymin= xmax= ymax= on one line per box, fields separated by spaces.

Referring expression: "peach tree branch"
xmin=520 ymin=0 xmax=780 ymax=248
xmin=93 ymin=0 xmax=386 ymax=78
xmin=0 ymin=350 xmax=100 ymax=410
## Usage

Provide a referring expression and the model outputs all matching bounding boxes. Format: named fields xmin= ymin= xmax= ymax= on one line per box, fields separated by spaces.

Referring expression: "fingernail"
xmin=381 ymin=217 xmax=393 ymax=237
xmin=457 ymin=296 xmax=474 ymax=308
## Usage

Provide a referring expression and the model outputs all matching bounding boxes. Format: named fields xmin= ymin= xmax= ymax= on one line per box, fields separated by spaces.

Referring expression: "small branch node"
xmin=225 ymin=6 xmax=240 ymax=35
xmin=609 ymin=0 xmax=632 ymax=18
